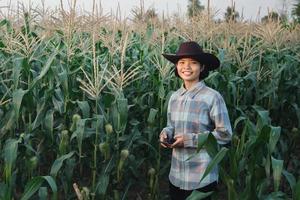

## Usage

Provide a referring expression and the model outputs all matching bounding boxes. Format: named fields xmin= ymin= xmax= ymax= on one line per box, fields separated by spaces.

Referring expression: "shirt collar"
xmin=179 ymin=81 xmax=205 ymax=98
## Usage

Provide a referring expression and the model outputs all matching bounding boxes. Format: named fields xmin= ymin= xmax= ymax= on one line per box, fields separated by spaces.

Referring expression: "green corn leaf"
xmin=103 ymin=93 xmax=115 ymax=108
xmin=1 ymin=111 xmax=15 ymax=135
xmin=271 ymin=156 xmax=284 ymax=192
xmin=146 ymin=108 xmax=158 ymax=142
xmin=117 ymin=98 xmax=128 ymax=132
xmin=3 ymin=139 xmax=19 ymax=182
xmin=291 ymin=103 xmax=300 ymax=129
xmin=21 ymin=176 xmax=57 ymax=200
xmin=30 ymin=48 xmax=58 ymax=89
xmin=242 ymin=174 xmax=255 ymax=199
xmin=257 ymin=179 xmax=269 ymax=198
xmin=235 ymin=119 xmax=248 ymax=160
xmin=246 ymin=125 xmax=269 ymax=160
xmin=121 ymin=180 xmax=132 ymax=200
xmin=163 ymin=91 xmax=174 ymax=113
xmin=158 ymin=83 xmax=165 ymax=99
xmin=0 ymin=19 xmax=8 ymax=26
xmin=265 ymin=153 xmax=271 ymax=178
xmin=147 ymin=108 xmax=158 ymax=125
xmin=252 ymin=105 xmax=270 ymax=130
xmin=12 ymin=88 xmax=28 ymax=122
xmin=112 ymin=98 xmax=128 ymax=134
xmin=50 ymin=152 xmax=74 ymax=178
xmin=52 ymin=88 xmax=64 ymax=114
xmin=257 ymin=125 xmax=270 ymax=143
xmin=12 ymin=58 xmax=22 ymax=89
xmin=294 ymin=179 xmax=300 ymax=200
xmin=20 ymin=57 xmax=30 ymax=74
xmin=38 ymin=187 xmax=48 ymax=200
xmin=138 ymin=140 xmax=158 ymax=156
xmin=93 ymin=114 xmax=104 ymax=138
xmin=227 ymin=150 xmax=238 ymax=180
xmin=96 ymin=174 xmax=110 ymax=196
xmin=233 ymin=116 xmax=247 ymax=129
xmin=73 ymin=119 xmax=87 ymax=156
xmin=263 ymin=191 xmax=287 ymax=200
xmin=282 ymin=170 xmax=296 ymax=195
xmin=205 ymin=133 xmax=218 ymax=158
xmin=0 ymin=182 xmax=8 ymax=199
xmin=242 ymin=119 xmax=257 ymax=137
xmin=20 ymin=177 xmax=43 ymax=200
xmin=42 ymin=176 xmax=57 ymax=200
xmin=186 ymin=132 xmax=210 ymax=161
xmin=58 ymin=69 xmax=68 ymax=93
xmin=227 ymin=179 xmax=238 ymax=200
xmin=200 ymin=147 xmax=228 ymax=183
xmin=186 ymin=190 xmax=213 ymax=200
xmin=31 ymin=97 xmax=46 ymax=130
xmin=197 ymin=132 xmax=210 ymax=153
xmin=44 ymin=109 xmax=54 ymax=140
xmin=219 ymin=167 xmax=234 ymax=191
xmin=268 ymin=126 xmax=281 ymax=154
xmin=274 ymin=64 xmax=288 ymax=78
xmin=77 ymin=100 xmax=90 ymax=119
xmin=228 ymin=81 xmax=237 ymax=105
xmin=3 ymin=139 xmax=19 ymax=167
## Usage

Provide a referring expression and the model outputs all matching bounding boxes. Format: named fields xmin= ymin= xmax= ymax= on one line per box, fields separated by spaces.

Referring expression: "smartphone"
xmin=159 ymin=137 xmax=175 ymax=145
xmin=159 ymin=140 xmax=171 ymax=145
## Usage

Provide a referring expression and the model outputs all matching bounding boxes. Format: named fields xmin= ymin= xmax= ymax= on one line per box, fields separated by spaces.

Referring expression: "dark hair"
xmin=174 ymin=64 xmax=209 ymax=80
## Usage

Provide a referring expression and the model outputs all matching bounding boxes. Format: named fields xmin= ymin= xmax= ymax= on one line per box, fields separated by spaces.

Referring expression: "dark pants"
xmin=169 ymin=181 xmax=217 ymax=200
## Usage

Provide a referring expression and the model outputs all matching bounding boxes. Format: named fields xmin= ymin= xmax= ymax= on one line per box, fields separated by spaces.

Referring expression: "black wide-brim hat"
xmin=162 ymin=41 xmax=220 ymax=70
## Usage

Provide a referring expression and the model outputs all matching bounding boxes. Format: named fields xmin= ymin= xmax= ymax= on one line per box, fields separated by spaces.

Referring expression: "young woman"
xmin=160 ymin=41 xmax=232 ymax=200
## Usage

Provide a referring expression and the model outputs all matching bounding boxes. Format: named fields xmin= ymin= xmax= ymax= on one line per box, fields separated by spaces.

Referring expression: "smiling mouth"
xmin=182 ymin=71 xmax=193 ymax=75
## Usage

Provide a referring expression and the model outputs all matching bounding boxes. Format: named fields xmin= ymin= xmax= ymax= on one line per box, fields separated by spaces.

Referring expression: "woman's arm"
xmin=182 ymin=92 xmax=232 ymax=148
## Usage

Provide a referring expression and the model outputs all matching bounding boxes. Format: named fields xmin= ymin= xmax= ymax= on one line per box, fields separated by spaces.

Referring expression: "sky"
xmin=0 ymin=0 xmax=297 ymax=21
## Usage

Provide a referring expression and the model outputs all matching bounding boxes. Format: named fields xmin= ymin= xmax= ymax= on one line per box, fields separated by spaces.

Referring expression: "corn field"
xmin=0 ymin=3 xmax=300 ymax=200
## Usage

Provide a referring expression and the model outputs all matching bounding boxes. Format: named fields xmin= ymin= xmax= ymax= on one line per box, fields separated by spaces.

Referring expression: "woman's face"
xmin=176 ymin=58 xmax=203 ymax=88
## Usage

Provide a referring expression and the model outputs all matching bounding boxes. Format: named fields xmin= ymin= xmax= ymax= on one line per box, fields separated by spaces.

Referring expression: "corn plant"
xmin=0 ymin=3 xmax=299 ymax=200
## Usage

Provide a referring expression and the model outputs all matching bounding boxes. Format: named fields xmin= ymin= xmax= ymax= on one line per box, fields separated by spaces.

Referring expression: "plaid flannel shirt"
xmin=161 ymin=81 xmax=232 ymax=190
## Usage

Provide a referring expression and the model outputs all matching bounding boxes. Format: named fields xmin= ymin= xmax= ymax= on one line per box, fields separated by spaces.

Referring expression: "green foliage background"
xmin=0 ymin=6 xmax=299 ymax=200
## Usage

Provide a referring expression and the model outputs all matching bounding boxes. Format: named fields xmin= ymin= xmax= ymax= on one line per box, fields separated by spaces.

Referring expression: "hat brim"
xmin=162 ymin=53 xmax=220 ymax=70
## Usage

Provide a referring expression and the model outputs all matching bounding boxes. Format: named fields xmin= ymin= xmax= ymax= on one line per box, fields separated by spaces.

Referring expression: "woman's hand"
xmin=171 ymin=134 xmax=184 ymax=148
xmin=159 ymin=132 xmax=170 ymax=148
